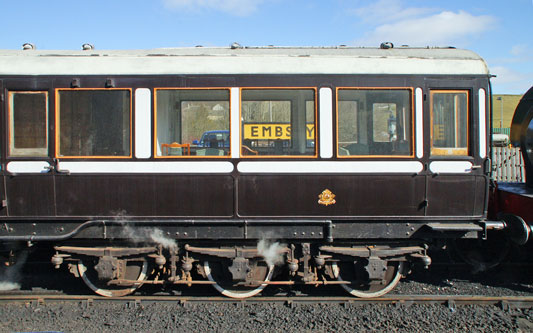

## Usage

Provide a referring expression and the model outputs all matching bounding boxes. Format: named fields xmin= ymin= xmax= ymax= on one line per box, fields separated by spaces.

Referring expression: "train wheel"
xmin=78 ymin=259 xmax=148 ymax=297
xmin=332 ymin=261 xmax=403 ymax=298
xmin=203 ymin=260 xmax=274 ymax=299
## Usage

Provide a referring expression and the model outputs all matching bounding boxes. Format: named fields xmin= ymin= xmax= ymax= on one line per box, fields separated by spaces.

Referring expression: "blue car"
xmin=193 ymin=130 xmax=230 ymax=148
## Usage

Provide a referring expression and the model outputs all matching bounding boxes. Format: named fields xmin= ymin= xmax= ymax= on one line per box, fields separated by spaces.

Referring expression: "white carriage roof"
xmin=0 ymin=46 xmax=490 ymax=76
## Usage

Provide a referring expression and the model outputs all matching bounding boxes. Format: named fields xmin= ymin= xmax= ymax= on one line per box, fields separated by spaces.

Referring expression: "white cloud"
xmin=163 ymin=0 xmax=265 ymax=16
xmin=353 ymin=0 xmax=434 ymax=24
xmin=510 ymin=44 xmax=528 ymax=56
xmin=490 ymin=66 xmax=531 ymax=94
xmin=489 ymin=45 xmax=533 ymax=94
xmin=352 ymin=1 xmax=496 ymax=47
xmin=488 ymin=45 xmax=533 ymax=67
xmin=508 ymin=44 xmax=533 ymax=63
xmin=491 ymin=66 xmax=526 ymax=84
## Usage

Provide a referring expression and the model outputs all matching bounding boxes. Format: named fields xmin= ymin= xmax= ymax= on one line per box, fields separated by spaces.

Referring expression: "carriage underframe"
xmin=1 ymin=218 xmax=498 ymax=298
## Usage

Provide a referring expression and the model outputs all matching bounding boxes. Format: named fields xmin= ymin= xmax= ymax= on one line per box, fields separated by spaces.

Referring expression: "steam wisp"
xmin=0 ymin=281 xmax=20 ymax=291
xmin=112 ymin=211 xmax=178 ymax=251
xmin=0 ymin=250 xmax=28 ymax=291
xmin=257 ymin=239 xmax=286 ymax=267
xmin=150 ymin=228 xmax=178 ymax=251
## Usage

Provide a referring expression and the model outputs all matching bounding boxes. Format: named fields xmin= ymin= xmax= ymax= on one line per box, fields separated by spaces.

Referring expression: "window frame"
xmin=429 ymin=89 xmax=470 ymax=157
xmin=240 ymin=87 xmax=318 ymax=159
xmin=153 ymin=87 xmax=232 ymax=159
xmin=336 ymin=87 xmax=415 ymax=159
xmin=55 ymin=88 xmax=133 ymax=159
xmin=7 ymin=90 xmax=49 ymax=158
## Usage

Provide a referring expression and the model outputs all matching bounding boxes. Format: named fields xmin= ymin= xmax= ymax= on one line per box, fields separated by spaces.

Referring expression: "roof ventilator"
xmin=380 ymin=42 xmax=394 ymax=49
xmin=230 ymin=42 xmax=243 ymax=49
xmin=82 ymin=43 xmax=94 ymax=51
xmin=22 ymin=43 xmax=35 ymax=50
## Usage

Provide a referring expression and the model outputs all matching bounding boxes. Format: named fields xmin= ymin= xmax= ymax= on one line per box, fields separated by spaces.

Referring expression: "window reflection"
xmin=9 ymin=91 xmax=48 ymax=157
xmin=155 ymin=89 xmax=230 ymax=157
xmin=337 ymin=89 xmax=412 ymax=157
xmin=241 ymin=89 xmax=316 ymax=157
xmin=431 ymin=91 xmax=469 ymax=156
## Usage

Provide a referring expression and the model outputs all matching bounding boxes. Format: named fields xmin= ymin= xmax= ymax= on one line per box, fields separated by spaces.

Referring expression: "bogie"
xmin=52 ymin=242 xmax=426 ymax=298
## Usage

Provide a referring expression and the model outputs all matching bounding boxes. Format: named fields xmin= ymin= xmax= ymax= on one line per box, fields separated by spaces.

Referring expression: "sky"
xmin=1 ymin=0 xmax=531 ymax=94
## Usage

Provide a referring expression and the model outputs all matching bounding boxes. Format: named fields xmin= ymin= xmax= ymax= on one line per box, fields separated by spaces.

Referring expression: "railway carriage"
xmin=0 ymin=44 xmax=500 ymax=297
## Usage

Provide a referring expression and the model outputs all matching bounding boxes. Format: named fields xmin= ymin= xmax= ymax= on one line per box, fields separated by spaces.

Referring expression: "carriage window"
xmin=430 ymin=91 xmax=469 ymax=156
xmin=57 ymin=89 xmax=131 ymax=157
xmin=8 ymin=91 xmax=48 ymax=157
xmin=337 ymin=89 xmax=413 ymax=157
xmin=338 ymin=101 xmax=358 ymax=147
xmin=241 ymin=89 xmax=316 ymax=157
xmin=155 ymin=89 xmax=230 ymax=157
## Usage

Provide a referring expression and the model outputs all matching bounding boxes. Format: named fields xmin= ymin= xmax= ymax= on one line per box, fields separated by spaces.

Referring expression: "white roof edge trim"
xmin=0 ymin=48 xmax=489 ymax=76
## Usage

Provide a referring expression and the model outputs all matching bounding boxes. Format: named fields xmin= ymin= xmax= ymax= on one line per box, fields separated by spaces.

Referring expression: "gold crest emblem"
xmin=318 ymin=189 xmax=336 ymax=206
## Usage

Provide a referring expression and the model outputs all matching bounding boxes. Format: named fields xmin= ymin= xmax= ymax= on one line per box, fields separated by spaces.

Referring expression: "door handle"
xmin=470 ymin=165 xmax=482 ymax=172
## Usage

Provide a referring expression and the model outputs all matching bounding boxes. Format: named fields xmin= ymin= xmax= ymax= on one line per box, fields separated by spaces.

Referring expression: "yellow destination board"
xmin=243 ymin=124 xmax=315 ymax=140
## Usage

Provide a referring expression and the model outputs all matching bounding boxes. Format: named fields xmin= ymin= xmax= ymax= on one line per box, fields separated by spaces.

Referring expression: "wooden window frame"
xmin=153 ymin=87 xmax=232 ymax=159
xmin=336 ymin=87 xmax=415 ymax=159
xmin=55 ymin=88 xmax=133 ymax=159
xmin=240 ymin=87 xmax=318 ymax=159
xmin=8 ymin=91 xmax=49 ymax=158
xmin=430 ymin=90 xmax=470 ymax=156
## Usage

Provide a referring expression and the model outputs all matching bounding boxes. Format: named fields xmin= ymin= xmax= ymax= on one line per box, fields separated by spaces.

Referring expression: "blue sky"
xmin=1 ymin=0 xmax=531 ymax=94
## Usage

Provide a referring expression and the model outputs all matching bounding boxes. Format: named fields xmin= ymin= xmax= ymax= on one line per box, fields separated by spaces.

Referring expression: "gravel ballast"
xmin=0 ymin=301 xmax=532 ymax=332
xmin=0 ymin=250 xmax=532 ymax=332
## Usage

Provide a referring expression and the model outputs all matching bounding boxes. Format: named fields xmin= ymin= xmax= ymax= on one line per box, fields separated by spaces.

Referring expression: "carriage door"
xmin=426 ymin=89 xmax=486 ymax=217
xmin=3 ymin=83 xmax=55 ymax=217
xmin=0 ymin=80 xmax=5 ymax=217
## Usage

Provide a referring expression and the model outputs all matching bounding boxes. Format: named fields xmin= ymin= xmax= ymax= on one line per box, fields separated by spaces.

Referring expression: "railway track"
xmin=1 ymin=294 xmax=532 ymax=309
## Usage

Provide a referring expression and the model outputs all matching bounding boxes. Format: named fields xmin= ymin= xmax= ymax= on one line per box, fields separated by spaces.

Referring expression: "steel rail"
xmin=0 ymin=294 xmax=531 ymax=309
